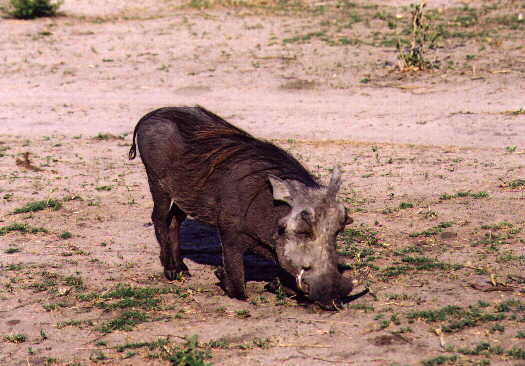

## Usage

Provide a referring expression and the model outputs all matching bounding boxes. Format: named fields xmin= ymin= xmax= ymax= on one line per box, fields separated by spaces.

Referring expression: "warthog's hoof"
xmin=214 ymin=267 xmax=225 ymax=282
xmin=164 ymin=269 xmax=190 ymax=281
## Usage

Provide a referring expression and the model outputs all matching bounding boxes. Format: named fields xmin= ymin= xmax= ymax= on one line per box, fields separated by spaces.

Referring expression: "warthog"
xmin=129 ymin=106 xmax=354 ymax=309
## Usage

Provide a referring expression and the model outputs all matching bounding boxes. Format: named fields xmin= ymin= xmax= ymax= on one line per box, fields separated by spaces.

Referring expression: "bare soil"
xmin=1 ymin=0 xmax=525 ymax=365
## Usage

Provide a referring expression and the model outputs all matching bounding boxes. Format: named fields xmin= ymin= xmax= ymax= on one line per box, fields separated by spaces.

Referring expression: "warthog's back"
xmin=130 ymin=106 xmax=318 ymax=184
xmin=129 ymin=106 xmax=319 ymax=225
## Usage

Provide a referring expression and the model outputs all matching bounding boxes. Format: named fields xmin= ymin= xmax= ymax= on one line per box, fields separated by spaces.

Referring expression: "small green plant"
xmin=13 ymin=199 xmax=62 ymax=214
xmin=93 ymin=133 xmax=123 ymax=141
xmin=188 ymin=0 xmax=210 ymax=9
xmin=4 ymin=0 xmax=63 ymax=19
xmin=3 ymin=193 xmax=14 ymax=201
xmin=439 ymin=191 xmax=488 ymax=200
xmin=89 ymin=351 xmax=107 ymax=361
xmin=490 ymin=324 xmax=505 ymax=333
xmin=97 ymin=311 xmax=148 ymax=333
xmin=235 ymin=309 xmax=251 ymax=318
xmin=4 ymin=246 xmax=20 ymax=254
xmin=397 ymin=2 xmax=439 ymax=70
xmin=166 ymin=335 xmax=212 ymax=366
xmin=115 ymin=338 xmax=170 ymax=353
xmin=508 ymin=108 xmax=525 ymax=116
xmin=409 ymin=221 xmax=453 ymax=237
xmin=4 ymin=333 xmax=27 ymax=343
xmin=505 ymin=145 xmax=518 ymax=153
xmin=501 ymin=179 xmax=525 ymax=189
xmin=95 ymin=185 xmax=112 ymax=191
xmin=421 ymin=355 xmax=458 ymax=366
xmin=350 ymin=303 xmax=375 ymax=312
xmin=56 ymin=319 xmax=93 ymax=329
xmin=59 ymin=231 xmax=72 ymax=239
xmin=399 ymin=202 xmax=413 ymax=209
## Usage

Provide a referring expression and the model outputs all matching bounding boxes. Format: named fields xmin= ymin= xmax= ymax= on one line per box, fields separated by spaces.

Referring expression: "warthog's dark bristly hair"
xmin=130 ymin=106 xmax=320 ymax=188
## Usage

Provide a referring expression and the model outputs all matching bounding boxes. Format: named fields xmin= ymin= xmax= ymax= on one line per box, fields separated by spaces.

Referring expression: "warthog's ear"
xmin=268 ymin=175 xmax=293 ymax=205
xmin=327 ymin=166 xmax=343 ymax=198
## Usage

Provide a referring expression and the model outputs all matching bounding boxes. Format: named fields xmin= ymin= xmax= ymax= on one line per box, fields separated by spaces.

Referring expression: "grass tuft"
xmin=0 ymin=222 xmax=48 ymax=236
xmin=13 ymin=199 xmax=62 ymax=214
xmin=4 ymin=334 xmax=27 ymax=343
xmin=409 ymin=221 xmax=454 ymax=237
xmin=166 ymin=335 xmax=212 ymax=366
xmin=97 ymin=311 xmax=148 ymax=333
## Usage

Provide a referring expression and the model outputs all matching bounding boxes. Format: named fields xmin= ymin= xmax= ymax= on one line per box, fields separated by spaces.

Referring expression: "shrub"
xmin=4 ymin=0 xmax=63 ymax=19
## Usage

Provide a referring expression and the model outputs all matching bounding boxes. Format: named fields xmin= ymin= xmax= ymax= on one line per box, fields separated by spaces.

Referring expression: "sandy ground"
xmin=1 ymin=0 xmax=525 ymax=365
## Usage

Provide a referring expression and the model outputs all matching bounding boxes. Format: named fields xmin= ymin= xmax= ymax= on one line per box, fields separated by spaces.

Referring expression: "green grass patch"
xmin=166 ymin=335 xmax=212 ymax=366
xmin=480 ymin=221 xmax=513 ymax=230
xmin=337 ymin=225 xmax=381 ymax=271
xmin=103 ymin=283 xmax=188 ymax=299
xmin=407 ymin=301 xmax=522 ymax=333
xmin=421 ymin=354 xmax=458 ymax=366
xmin=456 ymin=341 xmax=525 ymax=360
xmin=64 ymin=275 xmax=85 ymax=290
xmin=93 ymin=133 xmax=124 ymax=141
xmin=501 ymin=178 xmax=525 ymax=189
xmin=409 ymin=221 xmax=454 ymax=237
xmin=56 ymin=319 xmax=94 ymax=329
xmin=115 ymin=338 xmax=170 ymax=353
xmin=13 ymin=199 xmax=62 ymax=214
xmin=4 ymin=246 xmax=20 ymax=254
xmin=338 ymin=224 xmax=382 ymax=248
xmin=380 ymin=255 xmax=462 ymax=279
xmin=97 ymin=298 xmax=160 ymax=310
xmin=58 ymin=231 xmax=72 ymax=239
xmin=457 ymin=341 xmax=503 ymax=356
xmin=28 ymin=271 xmax=85 ymax=293
xmin=95 ymin=185 xmax=112 ymax=191
xmin=97 ymin=311 xmax=148 ymax=333
xmin=393 ymin=245 xmax=425 ymax=256
xmin=78 ymin=283 xmax=188 ymax=311
xmin=4 ymin=333 xmax=27 ymax=343
xmin=0 ymin=222 xmax=48 ymax=236
xmin=439 ymin=191 xmax=489 ymax=200
xmin=471 ymin=230 xmax=516 ymax=247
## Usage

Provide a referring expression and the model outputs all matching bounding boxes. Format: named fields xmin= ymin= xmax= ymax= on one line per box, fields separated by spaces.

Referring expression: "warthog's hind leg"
xmin=148 ymin=177 xmax=188 ymax=280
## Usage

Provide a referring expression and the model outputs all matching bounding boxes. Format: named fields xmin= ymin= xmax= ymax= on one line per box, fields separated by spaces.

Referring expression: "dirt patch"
xmin=1 ymin=0 xmax=525 ymax=365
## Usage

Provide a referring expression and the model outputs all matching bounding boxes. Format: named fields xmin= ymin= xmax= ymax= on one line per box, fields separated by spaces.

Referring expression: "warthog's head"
xmin=269 ymin=168 xmax=353 ymax=310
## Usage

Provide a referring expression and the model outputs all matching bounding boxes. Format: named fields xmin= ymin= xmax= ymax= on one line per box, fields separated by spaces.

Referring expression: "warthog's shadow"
xmin=179 ymin=219 xmax=281 ymax=281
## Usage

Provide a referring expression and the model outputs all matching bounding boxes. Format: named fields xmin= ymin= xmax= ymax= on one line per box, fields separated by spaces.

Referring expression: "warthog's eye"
xmin=277 ymin=224 xmax=286 ymax=236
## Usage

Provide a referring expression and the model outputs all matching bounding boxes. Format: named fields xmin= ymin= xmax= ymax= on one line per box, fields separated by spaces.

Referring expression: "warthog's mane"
xmin=130 ymin=106 xmax=320 ymax=189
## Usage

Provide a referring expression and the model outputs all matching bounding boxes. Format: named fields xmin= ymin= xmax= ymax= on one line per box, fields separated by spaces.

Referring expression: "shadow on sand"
xmin=178 ymin=220 xmax=369 ymax=305
xmin=179 ymin=219 xmax=281 ymax=282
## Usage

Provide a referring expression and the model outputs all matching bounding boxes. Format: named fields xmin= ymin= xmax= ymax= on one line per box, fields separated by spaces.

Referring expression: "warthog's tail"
xmin=129 ymin=108 xmax=164 ymax=160
xmin=128 ymin=135 xmax=138 ymax=160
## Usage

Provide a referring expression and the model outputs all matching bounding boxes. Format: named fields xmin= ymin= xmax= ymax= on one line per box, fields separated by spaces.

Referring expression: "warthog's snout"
xmin=296 ymin=267 xmax=354 ymax=310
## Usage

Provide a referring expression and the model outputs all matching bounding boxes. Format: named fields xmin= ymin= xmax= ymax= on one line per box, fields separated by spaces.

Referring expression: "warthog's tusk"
xmin=296 ymin=269 xmax=305 ymax=291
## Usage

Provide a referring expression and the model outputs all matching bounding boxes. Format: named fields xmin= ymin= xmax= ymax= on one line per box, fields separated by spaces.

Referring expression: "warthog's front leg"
xmin=218 ymin=230 xmax=247 ymax=300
